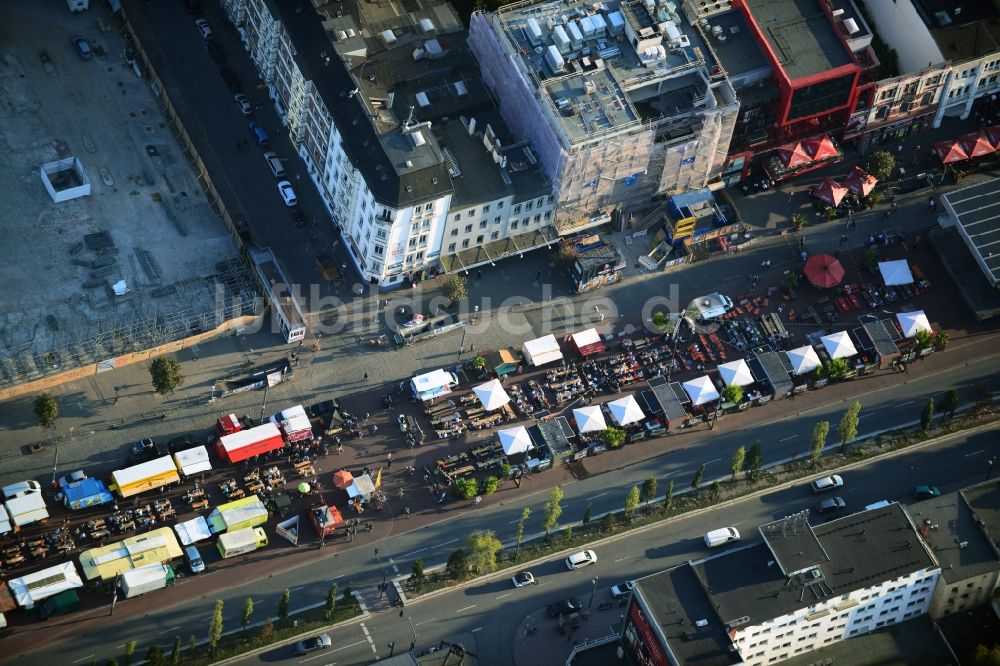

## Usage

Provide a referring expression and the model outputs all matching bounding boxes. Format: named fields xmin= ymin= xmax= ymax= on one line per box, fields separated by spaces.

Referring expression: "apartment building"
xmin=469 ymin=0 xmax=739 ymax=233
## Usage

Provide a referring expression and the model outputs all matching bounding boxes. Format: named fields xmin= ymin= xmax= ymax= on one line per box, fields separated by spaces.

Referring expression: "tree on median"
xmin=730 ymin=446 xmax=745 ymax=482
xmin=277 ymin=588 xmax=290 ymax=625
xmin=208 ymin=600 xmax=224 ymax=656
xmin=640 ymin=476 xmax=657 ymax=509
xmin=745 ymin=442 xmax=763 ymax=483
xmin=810 ymin=421 xmax=830 ymax=464
xmin=465 ymin=530 xmax=503 ymax=574
xmin=241 ymin=597 xmax=254 ymax=636
xmin=515 ymin=507 xmax=530 ymax=552
xmin=838 ymin=401 xmax=861 ymax=453
xmin=542 ymin=485 xmax=564 ymax=539
xmin=691 ymin=464 xmax=705 ymax=490
xmin=920 ymin=398 xmax=935 ymax=433
xmin=940 ymin=389 xmax=959 ymax=420
xmin=624 ymin=485 xmax=640 ymax=524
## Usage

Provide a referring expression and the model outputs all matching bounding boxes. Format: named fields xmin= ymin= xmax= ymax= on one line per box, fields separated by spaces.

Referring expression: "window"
xmin=534 ymin=214 xmax=541 ymax=223
xmin=494 ymin=216 xmax=501 ymax=224
xmin=480 ymin=220 xmax=488 ymax=229
xmin=462 ymin=239 xmax=470 ymax=248
xmin=491 ymin=231 xmax=500 ymax=240
xmin=408 ymin=238 xmax=416 ymax=248
xmin=465 ymin=224 xmax=473 ymax=233
xmin=453 ymin=213 xmax=461 ymax=220
xmin=468 ymin=208 xmax=476 ymax=217
xmin=476 ymin=235 xmax=484 ymax=244
xmin=513 ymin=204 xmax=521 ymax=214
xmin=448 ymin=243 xmax=456 ymax=252
xmin=374 ymin=244 xmax=384 ymax=256
xmin=875 ymin=106 xmax=890 ymax=119
xmin=422 ymin=220 xmax=431 ymax=229
xmin=526 ymin=201 xmax=534 ymax=210
xmin=416 ymin=251 xmax=424 ymax=260
xmin=497 ymin=201 xmax=504 ymax=209
xmin=544 ymin=211 xmax=551 ymax=220
xmin=376 ymin=228 xmax=387 ymax=240
xmin=451 ymin=229 xmax=459 ymax=237
xmin=511 ymin=220 xmax=519 ymax=229
xmin=418 ymin=235 xmax=427 ymax=244
xmin=483 ymin=204 xmax=491 ymax=213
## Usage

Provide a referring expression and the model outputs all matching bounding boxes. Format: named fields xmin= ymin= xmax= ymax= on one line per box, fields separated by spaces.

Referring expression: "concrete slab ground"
xmin=0 ymin=2 xmax=249 ymax=388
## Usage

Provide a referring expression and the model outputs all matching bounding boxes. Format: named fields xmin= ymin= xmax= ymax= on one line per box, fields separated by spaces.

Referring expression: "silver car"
xmin=294 ymin=634 xmax=331 ymax=655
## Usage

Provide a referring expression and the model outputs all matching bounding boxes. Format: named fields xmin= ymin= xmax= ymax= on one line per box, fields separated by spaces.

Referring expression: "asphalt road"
xmin=9 ymin=356 xmax=997 ymax=666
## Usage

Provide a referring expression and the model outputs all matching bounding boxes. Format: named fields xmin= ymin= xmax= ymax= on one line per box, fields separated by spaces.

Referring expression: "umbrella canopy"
xmin=810 ymin=177 xmax=848 ymax=206
xmin=803 ymin=134 xmax=839 ymax=161
xmin=896 ymin=311 xmax=932 ymax=337
xmin=878 ymin=260 xmax=913 ymax=286
xmin=498 ymin=426 xmax=534 ymax=455
xmin=473 ymin=379 xmax=511 ymax=411
xmin=821 ymin=331 xmax=858 ymax=359
xmin=717 ymin=359 xmax=755 ymax=387
xmin=786 ymin=345 xmax=821 ymax=375
xmin=987 ymin=125 xmax=1000 ymax=149
xmin=842 ymin=166 xmax=877 ymax=196
xmin=935 ymin=140 xmax=969 ymax=164
xmin=779 ymin=142 xmax=812 ymax=168
xmin=606 ymin=395 xmax=645 ymax=426
xmin=682 ymin=375 xmax=720 ymax=406
xmin=332 ymin=470 xmax=354 ymax=489
xmin=959 ymin=130 xmax=996 ymax=158
xmin=298 ymin=482 xmax=311 ymax=494
xmin=573 ymin=406 xmax=607 ymax=433
xmin=803 ymin=253 xmax=846 ymax=288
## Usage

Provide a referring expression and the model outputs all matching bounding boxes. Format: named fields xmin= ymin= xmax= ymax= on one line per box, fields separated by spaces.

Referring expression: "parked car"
xmin=290 ymin=208 xmax=307 ymax=227
xmin=129 ymin=438 xmax=166 ymax=462
xmin=814 ymin=497 xmax=846 ymax=514
xmin=704 ymin=527 xmax=740 ymax=548
xmin=565 ymin=550 xmax=597 ymax=570
xmin=206 ymin=39 xmax=225 ymax=64
xmin=263 ymin=151 xmax=286 ymax=178
xmin=546 ymin=598 xmax=583 ymax=617
xmin=913 ymin=485 xmax=941 ymax=500
xmin=811 ymin=475 xmax=844 ymax=494
xmin=220 ymin=66 xmax=241 ymax=93
xmin=248 ymin=121 xmax=268 ymax=146
xmin=611 ymin=581 xmax=635 ymax=598
xmin=511 ymin=571 xmax=536 ymax=588
xmin=277 ymin=180 xmax=297 ymax=207
xmin=294 ymin=634 xmax=331 ymax=655
xmin=234 ymin=93 xmax=252 ymax=116
xmin=72 ymin=36 xmax=92 ymax=61
xmin=194 ymin=18 xmax=212 ymax=40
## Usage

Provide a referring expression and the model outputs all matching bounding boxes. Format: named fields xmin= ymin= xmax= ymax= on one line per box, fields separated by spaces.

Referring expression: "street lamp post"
xmin=401 ymin=610 xmax=417 ymax=651
xmin=258 ymin=382 xmax=269 ymax=423
xmin=589 ymin=576 xmax=599 ymax=610
xmin=375 ymin=547 xmax=388 ymax=597
xmin=987 ymin=456 xmax=998 ymax=481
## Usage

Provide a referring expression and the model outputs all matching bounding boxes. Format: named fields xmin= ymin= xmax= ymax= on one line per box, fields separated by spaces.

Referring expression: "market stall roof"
xmin=858 ymin=320 xmax=902 ymax=359
xmin=717 ymin=359 xmax=755 ymax=387
xmin=486 ymin=348 xmax=518 ymax=374
xmin=811 ymin=177 xmax=848 ymax=206
xmin=528 ymin=418 xmax=575 ymax=457
xmin=803 ymin=134 xmax=839 ymax=161
xmin=821 ymin=331 xmax=858 ymax=359
xmin=571 ymin=328 xmax=606 ymax=357
xmin=172 ymin=446 xmax=212 ymax=477
xmin=896 ymin=310 xmax=932 ymax=338
xmin=935 ymin=140 xmax=969 ymax=164
xmin=779 ymin=142 xmax=812 ymax=168
xmin=473 ymin=379 xmax=511 ymax=411
xmin=606 ymin=395 xmax=645 ymax=426
xmin=803 ymin=253 xmax=846 ymax=288
xmin=682 ymin=375 xmax=720 ymax=406
xmin=573 ymin=405 xmax=607 ymax=433
xmin=208 ymin=496 xmax=268 ymax=533
xmin=841 ymin=166 xmax=877 ymax=196
xmin=347 ymin=473 xmax=376 ymax=499
xmin=522 ymin=334 xmax=563 ymax=366
xmin=9 ymin=561 xmax=84 ymax=609
xmin=411 ymin=369 xmax=457 ymax=396
xmin=174 ymin=516 xmax=212 ymax=546
xmin=79 ymin=527 xmax=182 ymax=581
xmin=878 ymin=260 xmax=914 ymax=286
xmin=786 ymin=345 xmax=822 ymax=375
xmin=499 ymin=426 xmax=534 ymax=455
xmin=748 ymin=352 xmax=794 ymax=393
xmin=332 ymin=470 xmax=354 ymax=489
xmin=647 ymin=376 xmax=691 ymax=424
xmin=959 ymin=130 xmax=995 ymax=158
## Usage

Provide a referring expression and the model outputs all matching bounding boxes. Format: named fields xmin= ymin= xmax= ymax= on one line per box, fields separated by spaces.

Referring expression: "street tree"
xmin=325 ymin=583 xmax=338 ymax=617
xmin=241 ymin=597 xmax=254 ymax=636
xmin=446 ymin=548 xmax=469 ymax=580
xmin=453 ymin=477 xmax=478 ymax=499
xmin=810 ymin=421 xmax=830 ymax=464
xmin=600 ymin=512 xmax=614 ymax=533
xmin=277 ymin=588 xmax=290 ymax=625
xmin=691 ymin=464 xmax=705 ymax=489
xmin=663 ymin=480 xmax=674 ymax=512
xmin=721 ymin=383 xmax=743 ymax=405
xmin=868 ymin=149 xmax=896 ymax=182
xmin=410 ymin=560 xmax=424 ymax=591
xmin=827 ymin=358 xmax=849 ymax=380
xmin=940 ymin=389 xmax=959 ymax=420
xmin=838 ymin=401 xmax=861 ymax=453
xmin=711 ymin=480 xmax=721 ymax=501
xmin=170 ymin=636 xmax=181 ymax=666
xmin=641 ymin=476 xmax=657 ymax=509
xmin=258 ymin=618 xmax=274 ymax=643
xmin=124 ymin=641 xmax=137 ymax=666
xmin=745 ymin=442 xmax=763 ymax=483
xmin=466 ymin=530 xmax=503 ymax=574
xmin=33 ymin=392 xmax=58 ymax=429
xmin=480 ymin=476 xmax=501 ymax=496
xmin=730 ymin=446 xmax=745 ymax=482
xmin=150 ymin=355 xmax=184 ymax=395
xmin=624 ymin=485 xmax=640 ymax=524
xmin=208 ymin=600 xmax=224 ymax=656
xmin=442 ymin=274 xmax=467 ymax=302
xmin=146 ymin=645 xmax=165 ymax=666
xmin=921 ymin=398 xmax=935 ymax=433
xmin=515 ymin=507 xmax=530 ymax=552
xmin=542 ymin=485 xmax=564 ymax=538
xmin=602 ymin=427 xmax=627 ymax=448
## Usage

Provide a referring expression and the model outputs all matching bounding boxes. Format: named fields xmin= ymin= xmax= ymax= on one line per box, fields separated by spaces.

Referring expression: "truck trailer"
xmin=5 ymin=492 xmax=49 ymax=529
xmin=215 ymin=422 xmax=285 ymax=464
xmin=270 ymin=404 xmax=314 ymax=443
xmin=217 ymin=527 xmax=268 ymax=558
xmin=111 ymin=456 xmax=181 ymax=498
xmin=120 ymin=563 xmax=176 ymax=598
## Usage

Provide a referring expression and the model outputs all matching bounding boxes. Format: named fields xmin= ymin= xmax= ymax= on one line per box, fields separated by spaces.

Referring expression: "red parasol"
xmin=958 ymin=130 xmax=996 ymax=157
xmin=803 ymin=253 xmax=846 ymax=289
xmin=987 ymin=125 xmax=1000 ymax=149
xmin=803 ymin=134 xmax=839 ymax=161
xmin=810 ymin=177 xmax=849 ymax=206
xmin=934 ymin=140 xmax=969 ymax=164
xmin=778 ymin=142 xmax=812 ymax=169
xmin=841 ymin=166 xmax=877 ymax=196
xmin=332 ymin=470 xmax=354 ymax=489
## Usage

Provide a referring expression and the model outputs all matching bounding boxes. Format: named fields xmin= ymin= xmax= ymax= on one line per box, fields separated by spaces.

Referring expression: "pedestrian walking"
xmin=363 ymin=372 xmax=369 ymax=382
xmin=337 ymin=443 xmax=344 ymax=454
xmin=386 ymin=452 xmax=393 ymax=469
xmin=897 ymin=143 xmax=903 ymax=153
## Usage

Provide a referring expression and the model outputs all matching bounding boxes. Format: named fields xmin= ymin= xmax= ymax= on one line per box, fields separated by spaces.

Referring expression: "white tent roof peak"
xmin=820 ymin=331 xmax=857 ymax=359
xmin=473 ymin=380 xmax=510 ymax=411
xmin=573 ymin=405 xmax=607 ymax=433
xmin=786 ymin=345 xmax=822 ymax=375
xmin=717 ymin=359 xmax=754 ymax=387
xmin=498 ymin=426 xmax=534 ymax=455
xmin=896 ymin=311 xmax=932 ymax=337
xmin=606 ymin=395 xmax=645 ymax=426
xmin=682 ymin=375 xmax=720 ymax=406
xmin=878 ymin=260 xmax=914 ymax=286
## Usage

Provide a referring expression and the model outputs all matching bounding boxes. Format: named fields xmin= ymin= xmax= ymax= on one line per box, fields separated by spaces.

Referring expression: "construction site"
xmin=468 ymin=0 xmax=740 ymax=233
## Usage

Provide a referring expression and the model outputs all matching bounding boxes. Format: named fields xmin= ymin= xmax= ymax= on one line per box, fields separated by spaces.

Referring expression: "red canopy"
xmin=841 ymin=166 xmax=877 ymax=196
xmin=987 ymin=125 xmax=1000 ymax=149
xmin=935 ymin=140 xmax=969 ymax=164
xmin=803 ymin=254 xmax=846 ymax=289
xmin=958 ymin=130 xmax=996 ymax=157
xmin=804 ymin=134 xmax=839 ymax=161
xmin=778 ymin=142 xmax=812 ymax=169
xmin=811 ymin=177 xmax=849 ymax=206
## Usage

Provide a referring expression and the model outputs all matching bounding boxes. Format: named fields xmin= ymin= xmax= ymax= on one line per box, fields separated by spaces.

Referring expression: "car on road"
xmin=811 ymin=474 xmax=844 ymax=494
xmin=294 ymin=634 xmax=331 ymax=655
xmin=565 ymin=549 xmax=597 ymax=570
xmin=248 ymin=121 xmax=268 ymax=146
xmin=814 ymin=496 xmax=846 ymax=514
xmin=704 ymin=527 xmax=740 ymax=548
xmin=277 ymin=180 xmax=297 ymax=207
xmin=220 ymin=66 xmax=242 ymax=93
xmin=611 ymin=581 xmax=635 ymax=598
xmin=194 ymin=18 xmax=212 ymax=40
xmin=264 ymin=151 xmax=286 ymax=178
xmin=512 ymin=571 xmax=536 ymax=588
xmin=913 ymin=485 xmax=941 ymax=499
xmin=291 ymin=208 xmax=307 ymax=227
xmin=234 ymin=93 xmax=252 ymax=116
xmin=129 ymin=438 xmax=166 ymax=462
xmin=72 ymin=36 xmax=92 ymax=61
xmin=167 ymin=435 xmax=196 ymax=453
xmin=206 ymin=39 xmax=225 ymax=64
xmin=546 ymin=598 xmax=583 ymax=617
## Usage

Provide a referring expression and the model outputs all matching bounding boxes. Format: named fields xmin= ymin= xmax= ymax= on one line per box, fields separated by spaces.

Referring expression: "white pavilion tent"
xmin=717 ymin=359 xmax=755 ymax=387
xmin=682 ymin=375 xmax=720 ymax=406
xmin=606 ymin=395 xmax=645 ymax=426
xmin=820 ymin=331 xmax=858 ymax=359
xmin=878 ymin=260 xmax=914 ymax=286
xmin=473 ymin=380 xmax=510 ymax=411
xmin=786 ymin=345 xmax=822 ymax=375
xmin=896 ymin=311 xmax=932 ymax=338
xmin=498 ymin=426 xmax=534 ymax=455
xmin=573 ymin=406 xmax=607 ymax=433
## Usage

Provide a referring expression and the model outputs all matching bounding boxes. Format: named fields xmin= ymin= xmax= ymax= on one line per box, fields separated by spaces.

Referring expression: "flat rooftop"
xmin=945 ymin=178 xmax=1000 ymax=287
xmin=744 ymin=0 xmax=852 ymax=80
xmin=907 ymin=490 xmax=999 ymax=584
xmin=937 ymin=603 xmax=1000 ymax=664
xmin=914 ymin=0 xmax=1000 ymax=61
xmin=703 ymin=10 xmax=771 ymax=80
xmin=781 ymin=615 xmax=955 ymax=666
xmin=961 ymin=479 xmax=1000 ymax=556
xmin=759 ymin=512 xmax=830 ymax=576
xmin=930 ymin=226 xmax=1000 ymax=322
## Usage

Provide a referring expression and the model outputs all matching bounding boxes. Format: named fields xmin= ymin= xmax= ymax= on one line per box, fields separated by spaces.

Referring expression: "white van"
xmin=704 ymin=527 xmax=740 ymax=548
xmin=2 ymin=480 xmax=41 ymax=500
xmin=565 ymin=550 xmax=597 ymax=570
xmin=263 ymin=152 xmax=286 ymax=178
xmin=184 ymin=545 xmax=205 ymax=573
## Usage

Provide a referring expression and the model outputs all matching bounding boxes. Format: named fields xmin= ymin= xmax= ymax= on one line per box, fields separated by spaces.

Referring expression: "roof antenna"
xmin=404 ymin=105 xmax=416 ymax=130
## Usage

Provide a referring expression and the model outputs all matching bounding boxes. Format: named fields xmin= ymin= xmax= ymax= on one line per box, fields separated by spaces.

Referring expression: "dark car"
xmin=72 ymin=36 xmax=92 ymax=61
xmin=220 ymin=66 xmax=241 ymax=93
xmin=814 ymin=496 xmax=846 ymax=514
xmin=308 ymin=400 xmax=339 ymax=418
xmin=183 ymin=0 xmax=203 ymax=14
xmin=546 ymin=598 xmax=583 ymax=617
xmin=294 ymin=634 xmax=331 ymax=655
xmin=129 ymin=438 xmax=167 ymax=462
xmin=913 ymin=485 xmax=941 ymax=500
xmin=291 ymin=208 xmax=307 ymax=228
xmin=167 ymin=435 xmax=196 ymax=453
xmin=206 ymin=39 xmax=225 ymax=64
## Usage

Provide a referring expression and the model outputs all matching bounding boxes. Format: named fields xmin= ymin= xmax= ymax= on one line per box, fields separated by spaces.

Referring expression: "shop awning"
xmin=522 ymin=334 xmax=563 ymax=367
xmin=474 ymin=379 xmax=511 ymax=411
xmin=878 ymin=260 xmax=913 ymax=286
xmin=571 ymin=328 xmax=606 ymax=357
xmin=717 ymin=359 xmax=755 ymax=387
xmin=935 ymin=140 xmax=969 ymax=164
xmin=896 ymin=311 xmax=932 ymax=338
xmin=682 ymin=375 xmax=720 ymax=406
xmin=778 ymin=142 xmax=812 ymax=168
xmin=821 ymin=331 xmax=858 ymax=359
xmin=573 ymin=405 xmax=607 ymax=433
xmin=786 ymin=345 xmax=822 ymax=375
xmin=804 ymin=134 xmax=839 ymax=161
xmin=498 ymin=426 xmax=534 ymax=455
xmin=959 ymin=130 xmax=996 ymax=158
xmin=804 ymin=254 xmax=846 ymax=288
xmin=841 ymin=166 xmax=877 ymax=196
xmin=606 ymin=395 xmax=645 ymax=426
xmin=810 ymin=178 xmax=849 ymax=206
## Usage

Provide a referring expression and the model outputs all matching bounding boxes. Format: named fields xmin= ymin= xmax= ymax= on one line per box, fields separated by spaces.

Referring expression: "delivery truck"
xmin=217 ymin=527 xmax=268 ymax=558
xmin=111 ymin=456 xmax=181 ymax=498
xmin=120 ymin=563 xmax=176 ymax=598
xmin=270 ymin=405 xmax=314 ymax=443
xmin=57 ymin=470 xmax=114 ymax=510
xmin=4 ymin=488 xmax=49 ymax=529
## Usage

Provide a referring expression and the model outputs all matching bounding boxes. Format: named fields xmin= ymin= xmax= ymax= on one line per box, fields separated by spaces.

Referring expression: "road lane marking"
xmin=438 ymin=538 xmax=459 ymax=547
xmin=332 ymin=640 xmax=367 ymax=653
xmin=497 ymin=592 xmax=513 ymax=599
xmin=157 ymin=626 xmax=181 ymax=636
xmin=414 ymin=618 xmax=436 ymax=626
xmin=361 ymin=623 xmax=377 ymax=656
xmin=399 ymin=547 xmax=429 ymax=558
xmin=299 ymin=652 xmax=334 ymax=663
xmin=965 ymin=449 xmax=985 ymax=457
xmin=456 ymin=604 xmax=477 ymax=613
xmin=585 ymin=492 xmax=607 ymax=501
xmin=291 ymin=586 xmax=306 ymax=592
xmin=614 ymin=557 xmax=627 ymax=563
xmin=72 ymin=657 xmax=95 ymax=664
xmin=779 ymin=435 xmax=798 ymax=442
xmin=704 ymin=458 xmax=721 ymax=465
xmin=895 ymin=401 xmax=914 ymax=408
xmin=662 ymin=470 xmax=680 ymax=477
xmin=471 ymin=627 xmax=483 ymax=632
